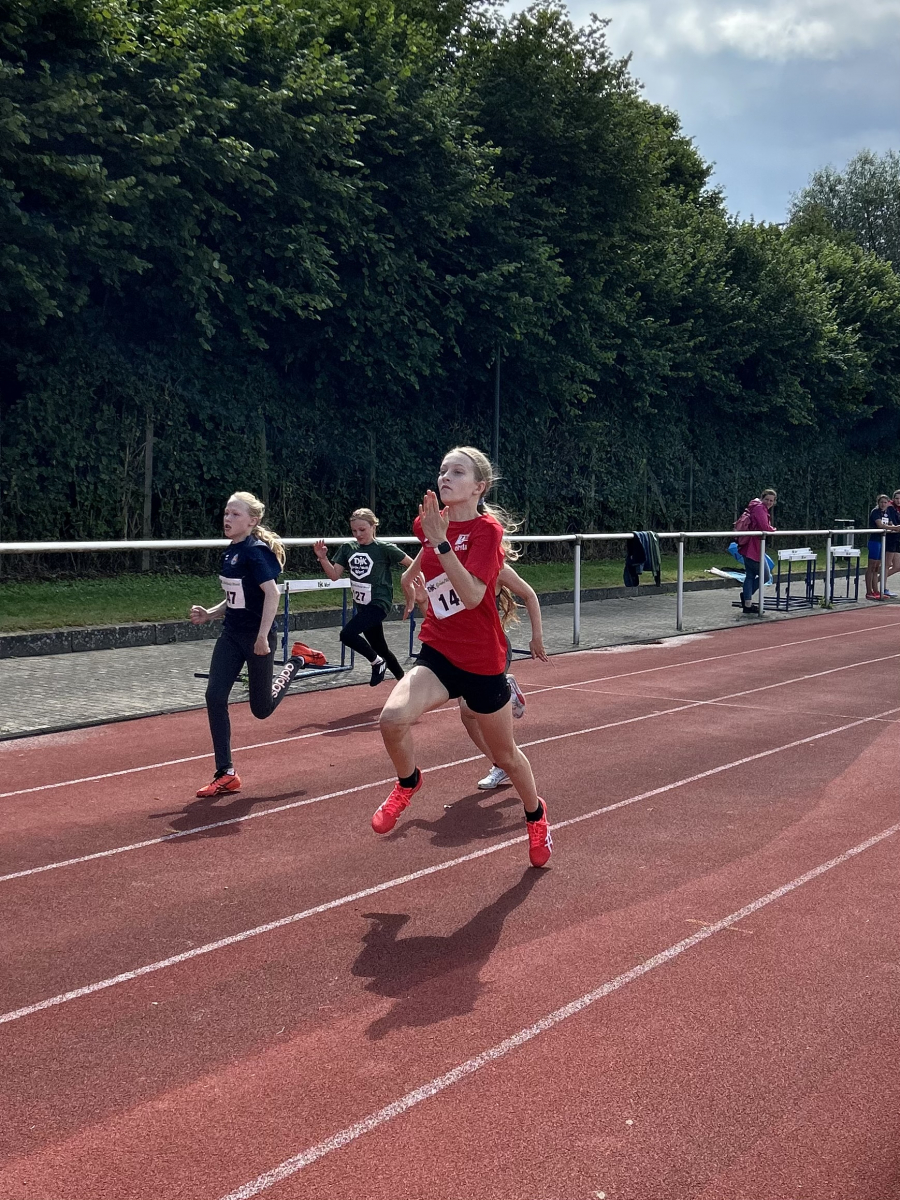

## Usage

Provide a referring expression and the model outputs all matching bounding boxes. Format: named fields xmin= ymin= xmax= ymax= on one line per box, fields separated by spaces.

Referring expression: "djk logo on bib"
xmin=348 ymin=552 xmax=373 ymax=578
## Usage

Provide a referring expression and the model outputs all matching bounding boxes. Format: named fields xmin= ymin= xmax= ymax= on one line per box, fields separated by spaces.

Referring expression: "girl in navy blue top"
xmin=190 ymin=491 xmax=302 ymax=796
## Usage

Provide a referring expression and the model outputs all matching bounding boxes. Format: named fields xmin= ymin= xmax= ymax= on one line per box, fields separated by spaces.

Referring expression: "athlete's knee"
xmin=379 ymin=702 xmax=411 ymax=738
xmin=248 ymin=696 xmax=274 ymax=720
xmin=491 ymin=744 xmax=523 ymax=774
xmin=339 ymin=627 xmax=351 ymax=646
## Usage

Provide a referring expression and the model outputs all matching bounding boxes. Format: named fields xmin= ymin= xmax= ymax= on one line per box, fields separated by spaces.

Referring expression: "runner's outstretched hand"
xmin=419 ymin=490 xmax=450 ymax=546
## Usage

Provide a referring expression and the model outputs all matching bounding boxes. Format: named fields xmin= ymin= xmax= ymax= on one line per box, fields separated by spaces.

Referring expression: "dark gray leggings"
xmin=205 ymin=627 xmax=287 ymax=772
xmin=339 ymin=605 xmax=404 ymax=679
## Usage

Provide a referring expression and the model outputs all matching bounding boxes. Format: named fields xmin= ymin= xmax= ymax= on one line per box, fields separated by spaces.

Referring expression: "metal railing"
xmin=1 ymin=527 xmax=890 ymax=647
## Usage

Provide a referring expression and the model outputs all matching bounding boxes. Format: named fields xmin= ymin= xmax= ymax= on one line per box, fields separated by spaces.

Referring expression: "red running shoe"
xmin=372 ymin=773 xmax=422 ymax=834
xmin=196 ymin=771 xmax=242 ymax=798
xmin=526 ymin=799 xmax=552 ymax=867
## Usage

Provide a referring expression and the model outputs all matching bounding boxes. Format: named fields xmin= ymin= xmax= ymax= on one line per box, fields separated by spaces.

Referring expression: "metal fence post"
xmin=758 ymin=536 xmax=766 ymax=617
xmin=823 ymin=536 xmax=832 ymax=606
xmin=676 ymin=535 xmax=685 ymax=632
xmin=573 ymin=536 xmax=582 ymax=646
xmin=880 ymin=531 xmax=887 ymax=596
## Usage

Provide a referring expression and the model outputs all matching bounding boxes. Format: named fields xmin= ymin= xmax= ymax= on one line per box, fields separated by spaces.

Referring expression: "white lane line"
xmin=3 ymin=658 xmax=897 ymax=885
xmin=1 ymin=719 xmax=381 ymax=800
xmin=563 ymin=652 xmax=900 ymax=704
xmin=524 ymin=619 xmax=900 ymax=698
xmin=0 ymin=704 xmax=697 ymax=884
xmin=576 ymin=693 xmax=900 ymax=724
xmin=2 ymin=707 xmax=895 ymax=1027
xmin=6 ymin=617 xmax=898 ymax=800
xmin=216 ymin=819 xmax=900 ymax=1200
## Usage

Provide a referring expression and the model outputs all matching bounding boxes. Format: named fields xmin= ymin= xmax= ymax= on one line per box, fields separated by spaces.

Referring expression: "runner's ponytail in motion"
xmin=450 ymin=448 xmax=522 ymax=629
xmin=497 ymin=535 xmax=522 ymax=630
xmin=228 ymin=491 xmax=286 ymax=569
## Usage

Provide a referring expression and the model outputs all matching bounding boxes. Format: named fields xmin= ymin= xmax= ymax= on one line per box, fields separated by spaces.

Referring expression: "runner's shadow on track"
xmin=281 ymin=708 xmax=382 ymax=736
xmin=147 ymin=788 xmax=308 ymax=841
xmin=353 ymin=870 xmax=544 ymax=1040
xmin=387 ymin=790 xmax=522 ymax=850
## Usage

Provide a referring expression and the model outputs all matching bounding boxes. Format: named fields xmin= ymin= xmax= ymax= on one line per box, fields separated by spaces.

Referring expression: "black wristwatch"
xmin=435 ymin=540 xmax=452 ymax=555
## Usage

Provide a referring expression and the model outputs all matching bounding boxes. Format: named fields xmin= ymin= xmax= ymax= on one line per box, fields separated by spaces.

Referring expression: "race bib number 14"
xmin=425 ymin=572 xmax=463 ymax=620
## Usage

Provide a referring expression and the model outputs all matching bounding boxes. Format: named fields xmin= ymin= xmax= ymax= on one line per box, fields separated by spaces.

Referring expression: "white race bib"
xmin=426 ymin=572 xmax=464 ymax=620
xmin=351 ymin=580 xmax=372 ymax=606
xmin=219 ymin=575 xmax=246 ymax=609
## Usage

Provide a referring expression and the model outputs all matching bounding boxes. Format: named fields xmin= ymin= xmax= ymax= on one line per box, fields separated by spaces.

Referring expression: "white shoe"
xmin=507 ymin=674 xmax=526 ymax=719
xmin=478 ymin=765 xmax=510 ymax=790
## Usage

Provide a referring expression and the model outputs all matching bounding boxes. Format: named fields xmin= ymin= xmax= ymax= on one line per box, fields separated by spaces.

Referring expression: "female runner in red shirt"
xmin=372 ymin=446 xmax=552 ymax=867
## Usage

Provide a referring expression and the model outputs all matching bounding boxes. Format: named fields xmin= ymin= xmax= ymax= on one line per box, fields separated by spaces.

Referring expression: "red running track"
xmin=1 ymin=606 xmax=899 ymax=1200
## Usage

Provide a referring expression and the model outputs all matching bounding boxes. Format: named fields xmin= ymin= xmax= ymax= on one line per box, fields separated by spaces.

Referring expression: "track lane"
xmin=5 ymin=606 xmax=898 ymax=800
xmin=3 ymin=608 xmax=899 ymax=1199
xmin=3 ymin=806 xmax=898 ymax=1200
xmin=0 ymin=706 xmax=897 ymax=1194
xmin=2 ymin=642 xmax=898 ymax=879
xmin=261 ymin=834 xmax=900 ymax=1200
xmin=1 ymin=689 xmax=895 ymax=1009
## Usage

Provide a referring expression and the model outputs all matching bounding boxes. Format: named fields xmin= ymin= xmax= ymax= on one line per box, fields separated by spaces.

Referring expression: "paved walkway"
xmin=0 ymin=586 xmax=883 ymax=738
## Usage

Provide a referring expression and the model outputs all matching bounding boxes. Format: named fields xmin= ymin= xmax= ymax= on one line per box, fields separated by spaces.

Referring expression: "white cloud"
xmin=503 ymin=0 xmax=900 ymax=219
xmin=592 ymin=0 xmax=900 ymax=61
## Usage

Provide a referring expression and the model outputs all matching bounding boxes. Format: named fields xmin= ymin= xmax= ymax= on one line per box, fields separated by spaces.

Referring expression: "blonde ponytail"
xmin=497 ymin=584 xmax=521 ymax=630
xmin=254 ymin=524 xmax=286 ymax=570
xmin=228 ymin=491 xmax=286 ymax=569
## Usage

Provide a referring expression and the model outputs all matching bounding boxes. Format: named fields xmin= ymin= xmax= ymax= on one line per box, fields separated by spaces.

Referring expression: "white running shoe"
xmin=478 ymin=765 xmax=510 ymax=790
xmin=507 ymin=674 xmax=526 ymax=719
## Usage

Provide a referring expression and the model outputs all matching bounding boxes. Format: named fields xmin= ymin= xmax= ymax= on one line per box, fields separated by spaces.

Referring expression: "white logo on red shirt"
xmin=453 ymin=534 xmax=469 ymax=552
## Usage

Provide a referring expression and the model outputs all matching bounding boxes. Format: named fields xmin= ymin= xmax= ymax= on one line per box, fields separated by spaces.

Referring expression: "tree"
xmin=790 ymin=149 xmax=900 ymax=271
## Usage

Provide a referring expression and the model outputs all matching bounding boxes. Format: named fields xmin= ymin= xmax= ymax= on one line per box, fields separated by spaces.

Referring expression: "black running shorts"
xmin=416 ymin=643 xmax=511 ymax=715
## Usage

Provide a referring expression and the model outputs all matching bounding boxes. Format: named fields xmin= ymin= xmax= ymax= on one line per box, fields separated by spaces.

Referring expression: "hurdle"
xmin=278 ymin=578 xmax=355 ymax=676
xmin=192 ymin=578 xmax=355 ymax=682
xmin=770 ymin=548 xmax=818 ymax=611
xmin=281 ymin=578 xmax=419 ymax=673
xmin=827 ymin=545 xmax=861 ymax=604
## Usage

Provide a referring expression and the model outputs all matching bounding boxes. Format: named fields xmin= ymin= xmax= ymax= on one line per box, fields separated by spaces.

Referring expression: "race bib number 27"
xmin=352 ymin=581 xmax=372 ymax=606
xmin=425 ymin=572 xmax=464 ymax=620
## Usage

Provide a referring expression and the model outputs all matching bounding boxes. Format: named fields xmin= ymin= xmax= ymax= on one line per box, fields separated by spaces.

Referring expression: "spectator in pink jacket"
xmin=737 ymin=489 xmax=777 ymax=615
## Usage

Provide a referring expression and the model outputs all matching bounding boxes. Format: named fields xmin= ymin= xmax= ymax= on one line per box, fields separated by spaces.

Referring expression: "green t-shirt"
xmin=331 ymin=539 xmax=407 ymax=612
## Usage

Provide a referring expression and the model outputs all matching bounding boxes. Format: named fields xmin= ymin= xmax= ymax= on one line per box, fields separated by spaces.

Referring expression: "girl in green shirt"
xmin=314 ymin=508 xmax=414 ymax=685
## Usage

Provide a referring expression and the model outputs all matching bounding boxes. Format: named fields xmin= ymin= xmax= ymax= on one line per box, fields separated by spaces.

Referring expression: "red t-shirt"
xmin=414 ymin=513 xmax=507 ymax=674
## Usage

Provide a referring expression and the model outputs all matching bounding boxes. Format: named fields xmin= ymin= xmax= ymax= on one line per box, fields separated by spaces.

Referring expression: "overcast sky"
xmin=532 ymin=0 xmax=900 ymax=222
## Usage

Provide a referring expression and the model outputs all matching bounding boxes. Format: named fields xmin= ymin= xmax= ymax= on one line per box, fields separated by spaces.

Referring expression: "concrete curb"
xmin=0 ymin=578 xmax=739 ymax=659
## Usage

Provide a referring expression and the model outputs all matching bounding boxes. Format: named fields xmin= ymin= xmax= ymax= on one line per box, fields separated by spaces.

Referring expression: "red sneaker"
xmin=526 ymin=799 xmax=552 ymax=867
xmin=372 ymin=773 xmax=422 ymax=834
xmin=196 ymin=771 xmax=242 ymax=798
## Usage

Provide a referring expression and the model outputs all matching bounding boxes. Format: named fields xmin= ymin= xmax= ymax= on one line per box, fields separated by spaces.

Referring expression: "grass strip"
xmin=0 ymin=551 xmax=786 ymax=633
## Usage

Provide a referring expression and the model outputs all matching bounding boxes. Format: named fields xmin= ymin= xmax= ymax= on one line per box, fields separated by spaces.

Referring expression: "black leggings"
xmin=205 ymin=627 xmax=291 ymax=773
xmin=340 ymin=605 xmax=404 ymax=679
